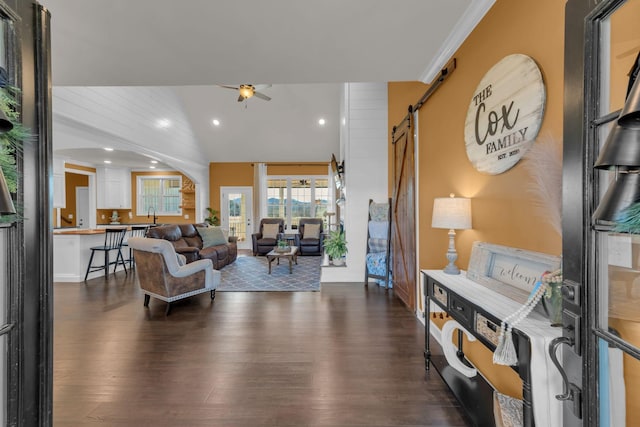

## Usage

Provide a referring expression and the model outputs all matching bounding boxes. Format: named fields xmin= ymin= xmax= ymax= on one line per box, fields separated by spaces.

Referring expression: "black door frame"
xmin=563 ymin=0 xmax=633 ymax=425
xmin=3 ymin=1 xmax=52 ymax=425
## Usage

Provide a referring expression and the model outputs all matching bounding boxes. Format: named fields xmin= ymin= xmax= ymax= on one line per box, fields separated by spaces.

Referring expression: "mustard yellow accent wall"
xmin=59 ymin=172 xmax=88 ymax=227
xmin=390 ymin=0 xmax=565 ymax=272
xmin=128 ymin=171 xmax=194 ymax=225
xmin=388 ymin=0 xmax=565 ymax=400
xmin=209 ymin=163 xmax=255 ymax=214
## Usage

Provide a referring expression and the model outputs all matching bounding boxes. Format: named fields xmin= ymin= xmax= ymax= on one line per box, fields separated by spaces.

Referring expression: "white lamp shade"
xmin=432 ymin=196 xmax=472 ymax=230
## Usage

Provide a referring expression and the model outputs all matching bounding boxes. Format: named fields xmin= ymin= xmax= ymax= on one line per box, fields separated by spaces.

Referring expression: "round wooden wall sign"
xmin=464 ymin=54 xmax=546 ymax=175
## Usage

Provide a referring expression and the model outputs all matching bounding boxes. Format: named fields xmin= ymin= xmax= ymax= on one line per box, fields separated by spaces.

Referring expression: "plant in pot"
xmin=204 ymin=207 xmax=220 ymax=226
xmin=324 ymin=229 xmax=348 ymax=266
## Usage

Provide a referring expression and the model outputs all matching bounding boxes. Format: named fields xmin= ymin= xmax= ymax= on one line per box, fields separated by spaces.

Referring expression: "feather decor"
xmin=521 ymin=134 xmax=562 ymax=237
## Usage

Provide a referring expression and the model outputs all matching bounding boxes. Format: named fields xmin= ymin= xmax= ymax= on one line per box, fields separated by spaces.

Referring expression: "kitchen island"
xmin=53 ymin=227 xmax=133 ymax=282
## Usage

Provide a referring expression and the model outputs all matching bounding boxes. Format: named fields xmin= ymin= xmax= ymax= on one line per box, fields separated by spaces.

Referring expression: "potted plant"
xmin=204 ymin=207 xmax=220 ymax=226
xmin=323 ymin=229 xmax=348 ymax=266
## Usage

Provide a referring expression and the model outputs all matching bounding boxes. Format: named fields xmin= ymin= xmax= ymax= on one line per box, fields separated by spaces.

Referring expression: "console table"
xmin=422 ymin=269 xmax=563 ymax=427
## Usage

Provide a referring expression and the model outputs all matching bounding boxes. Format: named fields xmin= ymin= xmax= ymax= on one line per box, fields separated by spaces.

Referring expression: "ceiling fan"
xmin=219 ymin=84 xmax=272 ymax=102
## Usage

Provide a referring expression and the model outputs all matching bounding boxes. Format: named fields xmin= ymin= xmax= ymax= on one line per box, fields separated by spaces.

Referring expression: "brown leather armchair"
xmin=252 ymin=218 xmax=284 ymax=255
xmin=127 ymin=237 xmax=220 ymax=315
xmin=294 ymin=218 xmax=324 ymax=255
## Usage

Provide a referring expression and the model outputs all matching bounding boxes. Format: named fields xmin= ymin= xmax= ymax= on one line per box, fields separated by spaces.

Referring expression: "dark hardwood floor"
xmin=53 ymin=269 xmax=467 ymax=426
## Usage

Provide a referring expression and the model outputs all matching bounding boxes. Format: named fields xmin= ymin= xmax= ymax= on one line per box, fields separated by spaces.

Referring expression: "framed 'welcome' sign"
xmin=466 ymin=241 xmax=561 ymax=305
xmin=464 ymin=54 xmax=546 ymax=175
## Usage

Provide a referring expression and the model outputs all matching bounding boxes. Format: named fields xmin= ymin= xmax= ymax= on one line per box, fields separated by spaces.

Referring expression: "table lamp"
xmin=431 ymin=194 xmax=472 ymax=274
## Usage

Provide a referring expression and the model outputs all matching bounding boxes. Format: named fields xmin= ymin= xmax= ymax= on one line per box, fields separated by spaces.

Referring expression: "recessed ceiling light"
xmin=104 ymin=160 xmax=111 ymax=164
xmin=150 ymin=160 xmax=158 ymax=164
xmin=104 ymin=147 xmax=114 ymax=151
xmin=156 ymin=118 xmax=171 ymax=129
xmin=212 ymin=119 xmax=220 ymax=126
xmin=318 ymin=118 xmax=326 ymax=126
xmin=149 ymin=166 xmax=156 ymax=169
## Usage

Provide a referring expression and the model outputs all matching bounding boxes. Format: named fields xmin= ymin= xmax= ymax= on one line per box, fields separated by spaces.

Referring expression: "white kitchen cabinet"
xmin=53 ymin=157 xmax=66 ymax=208
xmin=96 ymin=167 xmax=131 ymax=209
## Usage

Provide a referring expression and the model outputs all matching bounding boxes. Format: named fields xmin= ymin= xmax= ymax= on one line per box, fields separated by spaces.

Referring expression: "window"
xmin=137 ymin=175 xmax=182 ymax=215
xmin=266 ymin=176 xmax=330 ymax=230
xmin=267 ymin=179 xmax=287 ymax=219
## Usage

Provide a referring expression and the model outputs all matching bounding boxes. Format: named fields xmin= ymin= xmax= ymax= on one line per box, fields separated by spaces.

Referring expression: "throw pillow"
xmin=199 ymin=226 xmax=227 ymax=247
xmin=262 ymin=223 xmax=280 ymax=239
xmin=176 ymin=253 xmax=187 ymax=266
xmin=303 ymin=223 xmax=321 ymax=239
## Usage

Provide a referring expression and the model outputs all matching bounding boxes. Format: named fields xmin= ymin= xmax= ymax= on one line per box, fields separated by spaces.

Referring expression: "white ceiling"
xmin=39 ymin=0 xmax=493 ymax=168
xmin=54 ymin=147 xmax=171 ymax=170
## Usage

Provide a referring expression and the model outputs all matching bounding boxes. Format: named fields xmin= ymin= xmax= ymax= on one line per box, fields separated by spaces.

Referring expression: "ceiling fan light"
xmin=239 ymin=85 xmax=254 ymax=99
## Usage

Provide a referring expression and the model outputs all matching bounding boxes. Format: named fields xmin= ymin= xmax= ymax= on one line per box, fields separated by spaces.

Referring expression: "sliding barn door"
xmin=392 ymin=113 xmax=416 ymax=311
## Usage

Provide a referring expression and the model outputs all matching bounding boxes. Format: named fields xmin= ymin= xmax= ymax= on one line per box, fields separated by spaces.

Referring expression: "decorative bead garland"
xmin=493 ymin=269 xmax=562 ymax=366
xmin=493 ymin=280 xmax=547 ymax=366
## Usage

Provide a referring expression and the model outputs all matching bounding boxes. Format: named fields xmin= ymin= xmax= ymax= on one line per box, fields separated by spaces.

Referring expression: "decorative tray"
xmin=274 ymin=246 xmax=291 ymax=253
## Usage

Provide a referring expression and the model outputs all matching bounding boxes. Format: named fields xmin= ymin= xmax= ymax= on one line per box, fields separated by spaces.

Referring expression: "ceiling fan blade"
xmin=219 ymin=85 xmax=240 ymax=90
xmin=254 ymin=84 xmax=272 ymax=91
xmin=237 ymin=95 xmax=245 ymax=102
xmin=253 ymin=91 xmax=271 ymax=101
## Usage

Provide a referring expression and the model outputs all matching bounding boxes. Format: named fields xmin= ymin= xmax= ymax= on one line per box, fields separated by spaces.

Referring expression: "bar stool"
xmin=123 ymin=225 xmax=149 ymax=269
xmin=84 ymin=228 xmax=128 ymax=281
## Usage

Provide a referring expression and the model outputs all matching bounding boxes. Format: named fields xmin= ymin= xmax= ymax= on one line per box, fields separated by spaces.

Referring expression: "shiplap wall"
xmin=321 ymin=82 xmax=388 ymax=283
xmin=53 ymin=87 xmax=210 ymax=219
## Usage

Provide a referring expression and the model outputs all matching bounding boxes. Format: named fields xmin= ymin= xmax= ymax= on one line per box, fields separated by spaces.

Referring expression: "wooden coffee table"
xmin=266 ymin=246 xmax=298 ymax=274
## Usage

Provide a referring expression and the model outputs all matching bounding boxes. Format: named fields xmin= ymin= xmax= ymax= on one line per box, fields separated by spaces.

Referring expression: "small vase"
xmin=543 ymin=282 xmax=563 ymax=327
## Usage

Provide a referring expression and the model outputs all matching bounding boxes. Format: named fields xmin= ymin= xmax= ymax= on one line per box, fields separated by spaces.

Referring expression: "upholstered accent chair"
xmin=252 ymin=218 xmax=285 ymax=255
xmin=294 ymin=218 xmax=325 ymax=255
xmin=127 ymin=237 xmax=220 ymax=315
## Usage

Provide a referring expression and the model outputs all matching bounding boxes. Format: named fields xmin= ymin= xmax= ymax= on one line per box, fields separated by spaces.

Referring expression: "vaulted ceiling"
xmin=40 ymin=0 xmax=494 ymax=168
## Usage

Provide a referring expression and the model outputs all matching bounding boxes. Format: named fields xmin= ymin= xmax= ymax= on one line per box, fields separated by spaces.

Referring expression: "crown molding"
xmin=419 ymin=0 xmax=495 ymax=83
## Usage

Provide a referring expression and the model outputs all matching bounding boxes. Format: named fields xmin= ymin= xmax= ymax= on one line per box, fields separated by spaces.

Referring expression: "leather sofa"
xmin=145 ymin=224 xmax=237 ymax=269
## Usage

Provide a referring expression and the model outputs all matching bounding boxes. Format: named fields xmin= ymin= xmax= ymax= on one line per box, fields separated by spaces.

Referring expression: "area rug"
xmin=217 ymin=255 xmax=321 ymax=292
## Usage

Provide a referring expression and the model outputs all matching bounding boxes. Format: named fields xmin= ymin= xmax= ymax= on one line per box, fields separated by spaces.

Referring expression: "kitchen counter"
xmin=53 ymin=224 xmax=157 ymax=235
xmin=54 ymin=228 xmax=114 ymax=235
xmin=54 ymin=228 xmax=133 ymax=282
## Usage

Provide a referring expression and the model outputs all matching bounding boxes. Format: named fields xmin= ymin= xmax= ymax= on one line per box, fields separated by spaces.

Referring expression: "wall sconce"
xmin=431 ymin=194 xmax=472 ymax=274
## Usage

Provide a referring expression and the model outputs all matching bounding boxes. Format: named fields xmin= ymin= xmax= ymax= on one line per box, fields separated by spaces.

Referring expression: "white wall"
xmin=52 ymin=87 xmax=209 ymax=219
xmin=321 ymin=82 xmax=388 ymax=282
